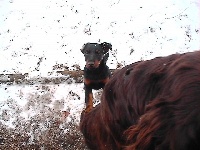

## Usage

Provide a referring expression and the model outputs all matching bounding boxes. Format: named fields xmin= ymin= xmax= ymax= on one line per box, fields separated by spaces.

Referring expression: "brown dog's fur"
xmin=80 ymin=50 xmax=200 ymax=150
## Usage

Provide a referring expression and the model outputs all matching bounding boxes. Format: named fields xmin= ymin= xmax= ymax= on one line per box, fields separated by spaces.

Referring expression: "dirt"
xmin=0 ymin=68 xmax=118 ymax=85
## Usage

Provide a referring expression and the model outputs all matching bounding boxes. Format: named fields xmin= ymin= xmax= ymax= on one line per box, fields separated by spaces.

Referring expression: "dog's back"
xmin=80 ymin=50 xmax=200 ymax=150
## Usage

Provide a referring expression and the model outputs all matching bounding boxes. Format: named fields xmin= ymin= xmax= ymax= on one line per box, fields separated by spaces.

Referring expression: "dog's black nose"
xmin=88 ymin=62 xmax=95 ymax=67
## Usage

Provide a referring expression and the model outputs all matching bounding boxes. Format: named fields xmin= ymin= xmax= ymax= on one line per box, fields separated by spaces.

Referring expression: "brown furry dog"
xmin=80 ymin=50 xmax=200 ymax=150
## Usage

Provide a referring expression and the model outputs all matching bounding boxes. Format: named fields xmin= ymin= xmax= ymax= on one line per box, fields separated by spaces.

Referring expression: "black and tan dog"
xmin=81 ymin=42 xmax=112 ymax=113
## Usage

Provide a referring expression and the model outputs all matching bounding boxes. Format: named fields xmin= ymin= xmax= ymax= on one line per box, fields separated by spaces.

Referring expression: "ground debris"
xmin=0 ymin=69 xmax=118 ymax=85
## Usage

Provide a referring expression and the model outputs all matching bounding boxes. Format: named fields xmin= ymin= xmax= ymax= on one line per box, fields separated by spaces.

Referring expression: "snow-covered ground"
xmin=0 ymin=83 xmax=83 ymax=126
xmin=0 ymin=0 xmax=199 ymax=76
xmin=0 ymin=0 xmax=199 ymax=148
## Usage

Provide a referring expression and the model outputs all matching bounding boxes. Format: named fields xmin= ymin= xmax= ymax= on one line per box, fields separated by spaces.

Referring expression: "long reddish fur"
xmin=80 ymin=50 xmax=200 ymax=150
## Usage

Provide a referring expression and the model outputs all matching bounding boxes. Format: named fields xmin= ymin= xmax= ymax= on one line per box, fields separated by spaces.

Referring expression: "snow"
xmin=0 ymin=0 xmax=199 ymax=132
xmin=0 ymin=0 xmax=199 ymax=75
xmin=0 ymin=83 xmax=86 ymax=127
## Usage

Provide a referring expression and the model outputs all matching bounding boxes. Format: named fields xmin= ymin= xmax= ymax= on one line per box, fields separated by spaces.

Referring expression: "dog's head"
xmin=81 ymin=42 xmax=112 ymax=69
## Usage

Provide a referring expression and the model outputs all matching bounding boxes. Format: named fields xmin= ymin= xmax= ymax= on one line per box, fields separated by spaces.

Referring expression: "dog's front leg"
xmin=85 ymin=86 xmax=93 ymax=113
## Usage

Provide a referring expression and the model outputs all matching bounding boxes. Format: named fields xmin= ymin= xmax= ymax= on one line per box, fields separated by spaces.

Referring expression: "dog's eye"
xmin=85 ymin=50 xmax=90 ymax=54
xmin=96 ymin=50 xmax=101 ymax=54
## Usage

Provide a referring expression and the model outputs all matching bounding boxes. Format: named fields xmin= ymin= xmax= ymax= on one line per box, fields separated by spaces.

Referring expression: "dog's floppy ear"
xmin=81 ymin=43 xmax=90 ymax=54
xmin=100 ymin=42 xmax=112 ymax=53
